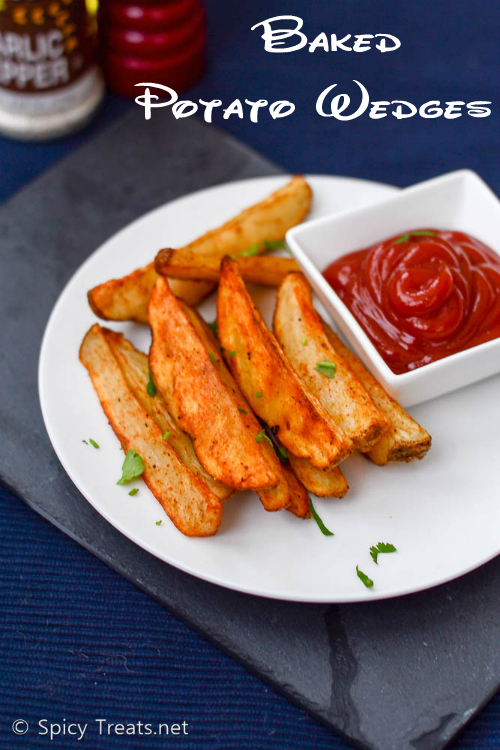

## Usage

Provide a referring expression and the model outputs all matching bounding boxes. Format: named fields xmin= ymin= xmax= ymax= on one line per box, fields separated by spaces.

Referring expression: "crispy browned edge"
xmin=273 ymin=272 xmax=391 ymax=452
xmin=148 ymin=277 xmax=291 ymax=508
xmin=88 ymin=262 xmax=158 ymax=324
xmin=155 ymin=250 xmax=300 ymax=287
xmin=88 ymin=175 xmax=312 ymax=322
xmin=281 ymin=463 xmax=311 ymax=518
xmin=101 ymin=328 xmax=232 ymax=501
xmin=321 ymin=323 xmax=432 ymax=464
xmin=217 ymin=256 xmax=352 ymax=469
xmin=79 ymin=323 xmax=223 ymax=536
xmin=288 ymin=454 xmax=349 ymax=498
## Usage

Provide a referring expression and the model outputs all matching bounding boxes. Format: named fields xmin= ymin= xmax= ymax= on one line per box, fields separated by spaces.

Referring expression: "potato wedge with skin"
xmin=178 ymin=299 xmax=291 ymax=511
xmin=149 ymin=278 xmax=289 ymax=505
xmin=79 ymin=324 xmax=222 ymax=537
xmin=217 ymin=257 xmax=352 ymax=469
xmin=88 ymin=175 xmax=312 ymax=322
xmin=322 ymin=323 xmax=432 ymax=464
xmin=155 ymin=249 xmax=300 ymax=286
xmin=102 ymin=328 xmax=232 ymax=501
xmin=155 ymin=174 xmax=311 ymax=267
xmin=288 ymin=454 xmax=348 ymax=498
xmin=88 ymin=264 xmax=214 ymax=324
xmin=88 ymin=262 xmax=159 ymax=324
xmin=281 ymin=463 xmax=311 ymax=519
xmin=274 ymin=273 xmax=391 ymax=453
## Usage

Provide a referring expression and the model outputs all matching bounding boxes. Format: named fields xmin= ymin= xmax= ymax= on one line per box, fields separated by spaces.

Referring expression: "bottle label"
xmin=0 ymin=0 xmax=95 ymax=99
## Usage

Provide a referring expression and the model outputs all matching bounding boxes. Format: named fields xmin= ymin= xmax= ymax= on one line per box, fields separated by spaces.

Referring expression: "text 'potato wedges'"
xmin=217 ymin=257 xmax=351 ymax=469
xmin=88 ymin=175 xmax=312 ymax=323
xmin=155 ymin=249 xmax=300 ymax=287
xmin=322 ymin=323 xmax=432 ymax=464
xmin=149 ymin=277 xmax=289 ymax=508
xmin=274 ymin=273 xmax=390 ymax=452
xmin=79 ymin=324 xmax=223 ymax=536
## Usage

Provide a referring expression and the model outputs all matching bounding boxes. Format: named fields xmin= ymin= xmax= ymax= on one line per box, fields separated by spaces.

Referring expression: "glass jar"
xmin=0 ymin=0 xmax=104 ymax=139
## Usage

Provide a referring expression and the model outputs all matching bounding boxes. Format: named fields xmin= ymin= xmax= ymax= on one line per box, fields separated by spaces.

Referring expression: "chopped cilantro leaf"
xmin=227 ymin=350 xmax=236 ymax=357
xmin=162 ymin=431 xmax=172 ymax=441
xmin=377 ymin=542 xmax=397 ymax=553
xmin=156 ymin=520 xmax=162 ymax=526
xmin=275 ymin=444 xmax=288 ymax=462
xmin=241 ymin=244 xmax=260 ymax=258
xmin=208 ymin=319 xmax=219 ymax=338
xmin=89 ymin=439 xmax=99 ymax=449
xmin=264 ymin=239 xmax=285 ymax=251
xmin=128 ymin=488 xmax=139 ymax=496
xmin=356 ymin=566 xmax=374 ymax=588
xmin=209 ymin=352 xmax=216 ymax=365
xmin=308 ymin=497 xmax=334 ymax=536
xmin=370 ymin=542 xmax=397 ymax=564
xmin=301 ymin=337 xmax=308 ymax=346
xmin=146 ymin=369 xmax=157 ymax=397
xmin=255 ymin=429 xmax=273 ymax=447
xmin=256 ymin=391 xmax=263 ymax=398
xmin=117 ymin=450 xmax=145 ymax=485
xmin=315 ymin=360 xmax=336 ymax=378
xmin=238 ymin=408 xmax=248 ymax=414
xmin=395 ymin=230 xmax=436 ymax=244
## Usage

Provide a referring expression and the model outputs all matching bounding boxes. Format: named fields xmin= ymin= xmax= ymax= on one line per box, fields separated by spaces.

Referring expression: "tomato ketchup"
xmin=323 ymin=230 xmax=500 ymax=374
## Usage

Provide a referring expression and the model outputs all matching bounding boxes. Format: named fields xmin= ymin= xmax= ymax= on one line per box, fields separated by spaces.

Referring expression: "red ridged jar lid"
xmin=98 ymin=0 xmax=206 ymax=96
xmin=99 ymin=0 xmax=200 ymax=32
xmin=104 ymin=6 xmax=203 ymax=57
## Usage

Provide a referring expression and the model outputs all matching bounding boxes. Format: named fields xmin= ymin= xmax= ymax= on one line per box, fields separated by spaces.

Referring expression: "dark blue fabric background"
xmin=1 ymin=0 xmax=499 ymax=747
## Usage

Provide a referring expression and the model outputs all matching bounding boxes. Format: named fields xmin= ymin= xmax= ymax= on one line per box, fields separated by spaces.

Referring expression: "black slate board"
xmin=1 ymin=109 xmax=499 ymax=750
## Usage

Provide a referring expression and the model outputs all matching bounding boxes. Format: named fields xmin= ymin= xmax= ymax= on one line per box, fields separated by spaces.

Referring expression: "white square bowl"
xmin=286 ymin=170 xmax=500 ymax=406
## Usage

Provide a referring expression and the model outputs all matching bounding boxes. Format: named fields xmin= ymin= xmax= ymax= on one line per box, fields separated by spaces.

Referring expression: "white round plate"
xmin=39 ymin=175 xmax=500 ymax=603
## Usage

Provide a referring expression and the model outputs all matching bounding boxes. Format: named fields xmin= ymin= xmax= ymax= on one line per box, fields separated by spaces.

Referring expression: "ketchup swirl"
xmin=323 ymin=230 xmax=500 ymax=374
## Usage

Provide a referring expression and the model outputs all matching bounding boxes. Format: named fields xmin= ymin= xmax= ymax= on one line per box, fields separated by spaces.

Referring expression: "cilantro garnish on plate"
xmin=308 ymin=497 xmax=334 ymax=536
xmin=117 ymin=450 xmax=145 ymax=485
xmin=370 ymin=542 xmax=397 ymax=564
xmin=356 ymin=566 xmax=374 ymax=588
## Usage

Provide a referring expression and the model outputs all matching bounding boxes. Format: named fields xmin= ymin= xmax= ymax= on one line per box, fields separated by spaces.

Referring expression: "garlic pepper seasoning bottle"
xmin=0 ymin=0 xmax=104 ymax=140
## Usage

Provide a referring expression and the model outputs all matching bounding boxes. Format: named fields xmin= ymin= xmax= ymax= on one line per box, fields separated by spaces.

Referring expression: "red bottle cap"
xmin=98 ymin=0 xmax=206 ymax=97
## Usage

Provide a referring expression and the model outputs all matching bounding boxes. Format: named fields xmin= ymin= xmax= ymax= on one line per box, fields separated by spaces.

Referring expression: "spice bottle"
xmin=0 ymin=0 xmax=104 ymax=140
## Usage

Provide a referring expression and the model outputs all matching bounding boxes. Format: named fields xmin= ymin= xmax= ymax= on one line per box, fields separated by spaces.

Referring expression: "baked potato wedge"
xmin=88 ymin=262 xmax=159 ymax=325
xmin=102 ymin=328 xmax=232 ymax=501
xmin=322 ymin=323 xmax=432 ymax=464
xmin=149 ymin=277 xmax=289 ymax=507
xmin=288 ymin=454 xmax=348 ymax=498
xmin=79 ymin=324 xmax=223 ymax=536
xmin=274 ymin=273 xmax=390 ymax=452
xmin=281 ymin=463 xmax=311 ymax=519
xmin=88 ymin=175 xmax=312 ymax=322
xmin=217 ymin=257 xmax=352 ymax=469
xmin=155 ymin=250 xmax=300 ymax=287
xmin=178 ymin=298 xmax=291 ymax=511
